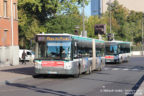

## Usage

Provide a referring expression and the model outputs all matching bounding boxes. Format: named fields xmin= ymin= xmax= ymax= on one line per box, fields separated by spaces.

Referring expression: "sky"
xmin=79 ymin=1 xmax=91 ymax=17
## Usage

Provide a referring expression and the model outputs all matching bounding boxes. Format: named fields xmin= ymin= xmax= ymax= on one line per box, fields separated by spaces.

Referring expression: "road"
xmin=0 ymin=56 xmax=144 ymax=96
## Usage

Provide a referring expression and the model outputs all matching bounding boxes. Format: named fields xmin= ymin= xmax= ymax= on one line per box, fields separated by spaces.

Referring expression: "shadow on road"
xmin=5 ymin=81 xmax=84 ymax=96
xmin=33 ymin=74 xmax=74 ymax=79
xmin=130 ymin=66 xmax=144 ymax=71
xmin=1 ymin=67 xmax=35 ymax=75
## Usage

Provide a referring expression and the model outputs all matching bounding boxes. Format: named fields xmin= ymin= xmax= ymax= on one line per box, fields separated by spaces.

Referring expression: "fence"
xmin=131 ymin=45 xmax=144 ymax=56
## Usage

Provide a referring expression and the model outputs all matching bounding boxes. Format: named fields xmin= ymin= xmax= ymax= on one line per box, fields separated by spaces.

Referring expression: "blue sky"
xmin=79 ymin=1 xmax=91 ymax=17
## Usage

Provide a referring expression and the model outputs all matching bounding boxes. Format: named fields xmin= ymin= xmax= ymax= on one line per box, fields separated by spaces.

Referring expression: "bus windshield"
xmin=38 ymin=41 xmax=71 ymax=60
xmin=105 ymin=45 xmax=118 ymax=55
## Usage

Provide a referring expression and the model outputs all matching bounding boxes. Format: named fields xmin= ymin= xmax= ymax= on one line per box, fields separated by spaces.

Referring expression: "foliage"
xmin=18 ymin=0 xmax=144 ymax=48
xmin=18 ymin=0 xmax=89 ymax=49
xmin=85 ymin=0 xmax=144 ymax=45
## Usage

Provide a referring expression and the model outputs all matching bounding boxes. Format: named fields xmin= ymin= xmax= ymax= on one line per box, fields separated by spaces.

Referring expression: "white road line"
xmin=131 ymin=69 xmax=139 ymax=71
xmin=104 ymin=68 xmax=142 ymax=71
xmin=112 ymin=68 xmax=120 ymax=71
xmin=122 ymin=68 xmax=129 ymax=71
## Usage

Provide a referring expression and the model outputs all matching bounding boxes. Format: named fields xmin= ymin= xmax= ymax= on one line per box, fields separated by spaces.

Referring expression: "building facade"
xmin=0 ymin=0 xmax=19 ymax=66
xmin=91 ymin=0 xmax=101 ymax=16
xmin=91 ymin=0 xmax=144 ymax=16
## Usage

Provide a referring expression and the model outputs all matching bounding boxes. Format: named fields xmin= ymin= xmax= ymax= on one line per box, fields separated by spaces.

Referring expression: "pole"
xmin=11 ymin=0 xmax=14 ymax=46
xmin=82 ymin=0 xmax=85 ymax=37
xmin=109 ymin=0 xmax=111 ymax=33
xmin=142 ymin=14 xmax=144 ymax=56
xmin=11 ymin=0 xmax=14 ymax=65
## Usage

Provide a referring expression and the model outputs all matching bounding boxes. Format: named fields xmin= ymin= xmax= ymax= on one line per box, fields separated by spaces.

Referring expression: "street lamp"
xmin=11 ymin=0 xmax=14 ymax=65
xmin=142 ymin=13 xmax=144 ymax=56
xmin=109 ymin=0 xmax=112 ymax=34
xmin=82 ymin=0 xmax=86 ymax=37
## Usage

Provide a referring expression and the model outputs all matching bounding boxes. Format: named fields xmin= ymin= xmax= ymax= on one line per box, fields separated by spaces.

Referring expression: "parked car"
xmin=19 ymin=49 xmax=35 ymax=62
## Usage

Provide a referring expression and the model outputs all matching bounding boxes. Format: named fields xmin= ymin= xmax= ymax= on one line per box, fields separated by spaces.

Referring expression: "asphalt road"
xmin=0 ymin=56 xmax=144 ymax=96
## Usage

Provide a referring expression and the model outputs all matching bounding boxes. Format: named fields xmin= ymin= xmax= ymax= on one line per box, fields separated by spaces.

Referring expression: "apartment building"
xmin=0 ymin=0 xmax=19 ymax=66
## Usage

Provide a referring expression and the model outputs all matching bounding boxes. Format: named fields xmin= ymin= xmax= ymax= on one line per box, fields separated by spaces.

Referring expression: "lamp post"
xmin=11 ymin=0 xmax=14 ymax=65
xmin=109 ymin=0 xmax=112 ymax=34
xmin=142 ymin=13 xmax=144 ymax=56
xmin=82 ymin=0 xmax=86 ymax=37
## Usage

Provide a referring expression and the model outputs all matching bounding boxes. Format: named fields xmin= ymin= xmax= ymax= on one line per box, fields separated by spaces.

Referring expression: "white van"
xmin=19 ymin=49 xmax=35 ymax=62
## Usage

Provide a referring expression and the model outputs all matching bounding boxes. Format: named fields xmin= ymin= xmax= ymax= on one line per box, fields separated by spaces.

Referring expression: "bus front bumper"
xmin=35 ymin=67 xmax=77 ymax=75
xmin=105 ymin=59 xmax=118 ymax=63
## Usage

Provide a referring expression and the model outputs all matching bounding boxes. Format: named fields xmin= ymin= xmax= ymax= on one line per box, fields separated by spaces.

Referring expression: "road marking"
xmin=131 ymin=69 xmax=139 ymax=71
xmin=122 ymin=68 xmax=129 ymax=71
xmin=112 ymin=68 xmax=120 ymax=71
xmin=104 ymin=67 xmax=143 ymax=71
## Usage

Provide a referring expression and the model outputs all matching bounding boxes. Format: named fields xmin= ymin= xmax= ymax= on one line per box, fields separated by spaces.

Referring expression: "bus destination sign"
xmin=37 ymin=36 xmax=71 ymax=41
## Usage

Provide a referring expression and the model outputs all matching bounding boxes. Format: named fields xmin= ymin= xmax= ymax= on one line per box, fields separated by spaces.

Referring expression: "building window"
xmin=0 ymin=1 xmax=2 ymax=17
xmin=13 ymin=3 xmax=17 ymax=19
xmin=3 ymin=0 xmax=7 ymax=17
xmin=3 ymin=30 xmax=8 ymax=46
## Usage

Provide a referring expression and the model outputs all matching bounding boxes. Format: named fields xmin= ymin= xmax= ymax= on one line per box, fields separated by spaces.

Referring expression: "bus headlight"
xmin=64 ymin=62 xmax=72 ymax=70
xmin=35 ymin=61 xmax=42 ymax=69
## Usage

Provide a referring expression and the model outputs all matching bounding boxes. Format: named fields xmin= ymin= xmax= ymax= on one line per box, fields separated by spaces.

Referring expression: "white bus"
xmin=34 ymin=33 xmax=105 ymax=77
xmin=105 ymin=41 xmax=131 ymax=64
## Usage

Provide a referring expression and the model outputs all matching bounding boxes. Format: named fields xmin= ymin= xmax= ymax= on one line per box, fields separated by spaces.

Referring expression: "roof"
xmin=105 ymin=40 xmax=131 ymax=44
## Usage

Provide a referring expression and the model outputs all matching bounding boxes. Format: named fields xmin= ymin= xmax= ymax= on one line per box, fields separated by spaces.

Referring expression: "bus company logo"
xmin=42 ymin=61 xmax=64 ymax=67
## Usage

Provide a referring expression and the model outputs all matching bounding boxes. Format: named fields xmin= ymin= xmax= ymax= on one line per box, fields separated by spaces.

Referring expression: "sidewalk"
xmin=134 ymin=81 xmax=144 ymax=96
xmin=0 ymin=63 xmax=35 ymax=85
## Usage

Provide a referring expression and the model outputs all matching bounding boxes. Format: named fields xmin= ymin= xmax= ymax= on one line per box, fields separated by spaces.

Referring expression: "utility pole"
xmin=142 ymin=13 xmax=144 ymax=56
xmin=109 ymin=0 xmax=112 ymax=34
xmin=11 ymin=0 xmax=14 ymax=65
xmin=82 ymin=0 xmax=86 ymax=37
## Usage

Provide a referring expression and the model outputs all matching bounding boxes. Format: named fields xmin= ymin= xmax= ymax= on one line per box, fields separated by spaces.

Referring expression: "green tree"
xmin=18 ymin=0 xmax=89 ymax=48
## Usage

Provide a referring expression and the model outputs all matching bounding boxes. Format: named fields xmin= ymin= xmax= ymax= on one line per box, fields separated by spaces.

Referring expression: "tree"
xmin=18 ymin=0 xmax=89 ymax=48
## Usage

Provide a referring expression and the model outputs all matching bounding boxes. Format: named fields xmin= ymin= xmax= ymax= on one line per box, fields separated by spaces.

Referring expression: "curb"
xmin=134 ymin=81 xmax=144 ymax=96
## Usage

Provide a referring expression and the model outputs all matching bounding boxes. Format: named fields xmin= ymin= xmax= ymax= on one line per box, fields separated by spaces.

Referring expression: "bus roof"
xmin=71 ymin=35 xmax=104 ymax=43
xmin=105 ymin=40 xmax=131 ymax=44
xmin=36 ymin=33 xmax=71 ymax=36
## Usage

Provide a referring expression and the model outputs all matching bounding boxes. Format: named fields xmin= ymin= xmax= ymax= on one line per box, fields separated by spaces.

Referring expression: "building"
xmin=91 ymin=0 xmax=101 ymax=16
xmin=0 ymin=0 xmax=19 ymax=66
xmin=91 ymin=0 xmax=144 ymax=16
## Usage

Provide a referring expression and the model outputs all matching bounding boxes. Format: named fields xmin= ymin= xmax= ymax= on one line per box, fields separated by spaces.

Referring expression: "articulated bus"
xmin=105 ymin=41 xmax=131 ymax=64
xmin=34 ymin=34 xmax=105 ymax=77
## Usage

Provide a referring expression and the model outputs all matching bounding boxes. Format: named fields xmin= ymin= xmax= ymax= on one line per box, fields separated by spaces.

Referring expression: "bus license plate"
xmin=48 ymin=71 xmax=57 ymax=74
xmin=107 ymin=60 xmax=111 ymax=62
